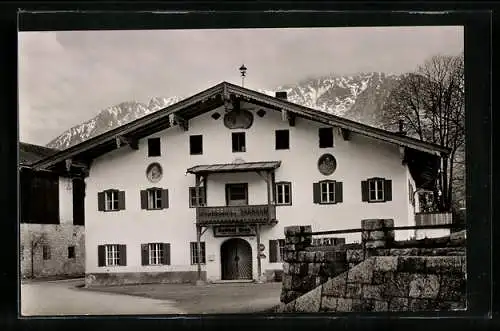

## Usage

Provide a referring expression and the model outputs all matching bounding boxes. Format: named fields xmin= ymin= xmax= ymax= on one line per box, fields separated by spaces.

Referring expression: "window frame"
xmin=68 ymin=246 xmax=76 ymax=259
xmin=148 ymin=243 xmax=164 ymax=265
xmin=275 ymin=129 xmax=290 ymax=150
xmin=189 ymin=135 xmax=203 ymax=155
xmin=105 ymin=244 xmax=121 ymax=267
xmin=147 ymin=188 xmax=163 ymax=210
xmin=368 ymin=178 xmax=385 ymax=202
xmin=319 ymin=180 xmax=336 ymax=204
xmin=231 ymin=132 xmax=246 ymax=153
xmin=104 ymin=189 xmax=119 ymax=211
xmin=277 ymin=239 xmax=286 ymax=263
xmin=42 ymin=245 xmax=51 ymax=260
xmin=189 ymin=186 xmax=206 ymax=208
xmin=319 ymin=127 xmax=334 ymax=148
xmin=190 ymin=242 xmax=206 ymax=265
xmin=275 ymin=181 xmax=292 ymax=206
xmin=147 ymin=137 xmax=161 ymax=157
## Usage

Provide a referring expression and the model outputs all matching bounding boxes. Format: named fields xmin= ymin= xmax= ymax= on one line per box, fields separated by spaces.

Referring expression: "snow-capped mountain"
xmin=46 ymin=73 xmax=400 ymax=150
xmin=46 ymin=96 xmax=182 ymax=150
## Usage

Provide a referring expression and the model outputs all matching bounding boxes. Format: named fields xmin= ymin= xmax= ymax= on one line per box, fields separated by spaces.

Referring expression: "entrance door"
xmin=221 ymin=238 xmax=253 ymax=280
xmin=226 ymin=183 xmax=248 ymax=206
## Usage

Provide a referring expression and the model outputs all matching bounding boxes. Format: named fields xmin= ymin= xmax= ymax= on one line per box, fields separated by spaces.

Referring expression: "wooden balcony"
xmin=415 ymin=212 xmax=453 ymax=226
xmin=196 ymin=204 xmax=277 ymax=225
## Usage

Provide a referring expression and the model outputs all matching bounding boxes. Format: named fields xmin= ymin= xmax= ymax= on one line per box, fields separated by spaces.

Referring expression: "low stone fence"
xmin=280 ymin=219 xmax=466 ymax=305
xmin=275 ymin=255 xmax=466 ymax=312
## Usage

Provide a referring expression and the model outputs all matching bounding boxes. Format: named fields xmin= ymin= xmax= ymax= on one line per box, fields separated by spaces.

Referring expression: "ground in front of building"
xmin=83 ymin=281 xmax=282 ymax=314
xmin=21 ymin=278 xmax=282 ymax=315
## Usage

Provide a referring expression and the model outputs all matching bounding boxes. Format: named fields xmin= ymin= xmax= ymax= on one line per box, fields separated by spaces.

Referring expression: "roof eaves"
xmin=224 ymin=82 xmax=450 ymax=156
xmin=32 ymin=82 xmax=227 ymax=170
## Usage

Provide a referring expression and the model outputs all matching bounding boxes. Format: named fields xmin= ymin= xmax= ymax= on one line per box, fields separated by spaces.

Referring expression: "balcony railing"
xmin=415 ymin=212 xmax=453 ymax=226
xmin=196 ymin=204 xmax=277 ymax=225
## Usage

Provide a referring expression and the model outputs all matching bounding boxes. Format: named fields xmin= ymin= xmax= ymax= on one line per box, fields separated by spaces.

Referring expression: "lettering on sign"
xmin=213 ymin=225 xmax=256 ymax=237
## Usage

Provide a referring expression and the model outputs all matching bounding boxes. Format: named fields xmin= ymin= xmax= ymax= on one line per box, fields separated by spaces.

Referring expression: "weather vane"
xmin=239 ymin=64 xmax=247 ymax=87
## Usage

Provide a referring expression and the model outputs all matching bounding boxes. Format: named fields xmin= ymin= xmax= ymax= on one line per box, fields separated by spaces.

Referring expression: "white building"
xmin=31 ymin=82 xmax=450 ymax=286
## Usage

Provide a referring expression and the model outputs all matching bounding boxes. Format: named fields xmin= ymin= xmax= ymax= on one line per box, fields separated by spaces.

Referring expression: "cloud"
xmin=18 ymin=26 xmax=463 ymax=145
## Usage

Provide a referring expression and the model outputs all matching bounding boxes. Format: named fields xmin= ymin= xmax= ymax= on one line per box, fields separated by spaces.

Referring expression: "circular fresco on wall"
xmin=146 ymin=162 xmax=163 ymax=183
xmin=317 ymin=154 xmax=337 ymax=176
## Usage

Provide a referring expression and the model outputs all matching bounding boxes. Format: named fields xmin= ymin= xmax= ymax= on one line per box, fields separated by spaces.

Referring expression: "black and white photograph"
xmin=18 ymin=23 xmax=466 ymax=315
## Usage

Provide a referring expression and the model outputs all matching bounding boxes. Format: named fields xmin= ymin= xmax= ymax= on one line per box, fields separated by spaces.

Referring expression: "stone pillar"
xmin=284 ymin=225 xmax=312 ymax=252
xmin=361 ymin=219 xmax=395 ymax=255
xmin=281 ymin=225 xmax=313 ymax=304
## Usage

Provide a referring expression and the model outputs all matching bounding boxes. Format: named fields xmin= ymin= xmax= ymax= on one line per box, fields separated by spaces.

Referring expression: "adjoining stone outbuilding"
xmin=19 ymin=142 xmax=86 ymax=278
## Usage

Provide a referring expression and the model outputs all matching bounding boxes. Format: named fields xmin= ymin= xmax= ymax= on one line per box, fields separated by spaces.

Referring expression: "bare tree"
xmin=382 ymin=53 xmax=465 ymax=212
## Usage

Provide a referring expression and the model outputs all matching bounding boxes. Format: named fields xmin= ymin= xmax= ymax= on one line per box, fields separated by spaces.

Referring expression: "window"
xmin=313 ymin=181 xmax=343 ymax=204
xmin=321 ymin=181 xmax=335 ymax=203
xmin=141 ymin=188 xmax=168 ymax=210
xmin=20 ymin=246 xmax=24 ymax=260
xmin=148 ymin=189 xmax=162 ymax=209
xmin=105 ymin=245 xmax=121 ymax=266
xmin=319 ymin=127 xmax=334 ymax=148
xmin=369 ymin=179 xmax=384 ymax=201
xmin=98 ymin=244 xmax=126 ymax=267
xmin=190 ymin=135 xmax=203 ymax=155
xmin=269 ymin=239 xmax=286 ymax=263
xmin=148 ymin=138 xmax=161 ymax=157
xmin=141 ymin=243 xmax=170 ymax=265
xmin=275 ymin=182 xmax=292 ymax=205
xmin=189 ymin=186 xmax=206 ymax=207
xmin=149 ymin=243 xmax=164 ymax=265
xmin=190 ymin=242 xmax=206 ymax=265
xmin=275 ymin=130 xmax=290 ymax=150
xmin=98 ymin=190 xmax=125 ymax=212
xmin=68 ymin=246 xmax=75 ymax=259
xmin=105 ymin=191 xmax=119 ymax=211
xmin=232 ymin=132 xmax=246 ymax=152
xmin=42 ymin=245 xmax=51 ymax=260
xmin=361 ymin=178 xmax=392 ymax=203
xmin=226 ymin=183 xmax=248 ymax=205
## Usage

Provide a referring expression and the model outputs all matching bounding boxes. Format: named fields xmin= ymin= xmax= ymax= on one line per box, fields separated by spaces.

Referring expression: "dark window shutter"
xmin=335 ymin=181 xmax=343 ymax=203
xmin=384 ymin=180 xmax=392 ymax=202
xmin=313 ymin=182 xmax=321 ymax=203
xmin=141 ymin=244 xmax=149 ymax=266
xmin=118 ymin=191 xmax=126 ymax=210
xmin=140 ymin=190 xmax=148 ymax=210
xmin=119 ymin=245 xmax=127 ymax=266
xmin=269 ymin=240 xmax=278 ymax=263
xmin=98 ymin=192 xmax=105 ymax=211
xmin=162 ymin=243 xmax=171 ymax=265
xmin=361 ymin=181 xmax=369 ymax=202
xmin=162 ymin=189 xmax=169 ymax=209
xmin=98 ymin=245 xmax=105 ymax=267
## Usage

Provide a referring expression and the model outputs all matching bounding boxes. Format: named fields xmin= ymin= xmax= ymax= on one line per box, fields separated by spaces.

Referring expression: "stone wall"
xmin=20 ymin=223 xmax=85 ymax=278
xmin=279 ymin=219 xmax=466 ymax=310
xmin=275 ymin=255 xmax=466 ymax=312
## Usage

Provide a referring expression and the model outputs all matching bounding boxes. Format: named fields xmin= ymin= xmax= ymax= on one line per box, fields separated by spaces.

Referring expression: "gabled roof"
xmin=31 ymin=81 xmax=450 ymax=171
xmin=19 ymin=142 xmax=58 ymax=166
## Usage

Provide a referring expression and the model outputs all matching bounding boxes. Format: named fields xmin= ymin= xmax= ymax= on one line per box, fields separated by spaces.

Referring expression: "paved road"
xmin=21 ymin=279 xmax=186 ymax=316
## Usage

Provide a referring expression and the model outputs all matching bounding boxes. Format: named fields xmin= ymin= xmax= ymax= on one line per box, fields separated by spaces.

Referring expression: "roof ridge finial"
xmin=239 ymin=64 xmax=247 ymax=87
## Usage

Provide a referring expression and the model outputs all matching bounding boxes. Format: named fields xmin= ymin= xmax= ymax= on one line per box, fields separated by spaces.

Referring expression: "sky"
xmin=18 ymin=26 xmax=463 ymax=145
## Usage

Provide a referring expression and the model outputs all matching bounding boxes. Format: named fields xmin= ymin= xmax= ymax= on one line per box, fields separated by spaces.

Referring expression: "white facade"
xmin=84 ymin=102 xmax=423 ymax=283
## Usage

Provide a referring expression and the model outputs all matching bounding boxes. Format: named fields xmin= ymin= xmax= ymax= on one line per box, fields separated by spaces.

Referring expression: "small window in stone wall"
xmin=68 ymin=246 xmax=75 ymax=259
xmin=42 ymin=245 xmax=51 ymax=260
xmin=21 ymin=245 xmax=24 ymax=260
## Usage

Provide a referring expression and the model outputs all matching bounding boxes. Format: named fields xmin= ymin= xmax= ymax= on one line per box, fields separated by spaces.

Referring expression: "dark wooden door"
xmin=221 ymin=238 xmax=252 ymax=280
xmin=226 ymin=183 xmax=248 ymax=206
